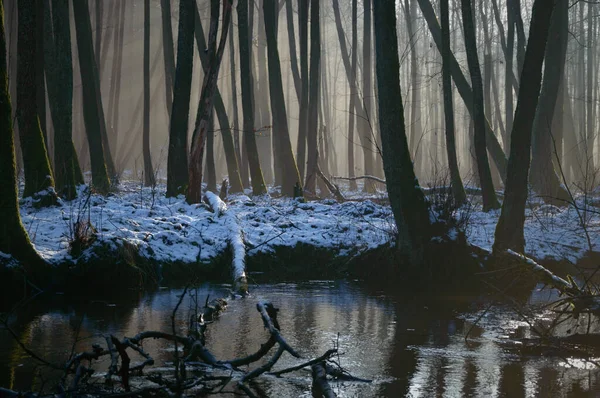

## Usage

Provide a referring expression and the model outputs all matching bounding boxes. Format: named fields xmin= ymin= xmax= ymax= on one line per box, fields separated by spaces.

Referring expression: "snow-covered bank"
xmin=17 ymin=181 xmax=394 ymax=268
xmin=12 ymin=181 xmax=600 ymax=273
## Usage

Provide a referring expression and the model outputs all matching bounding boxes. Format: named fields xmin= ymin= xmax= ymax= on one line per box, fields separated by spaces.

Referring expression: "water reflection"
xmin=0 ymin=282 xmax=599 ymax=396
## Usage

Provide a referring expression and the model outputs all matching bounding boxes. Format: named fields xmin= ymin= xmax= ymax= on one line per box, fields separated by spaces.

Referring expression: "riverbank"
xmin=1 ymin=180 xmax=599 ymax=294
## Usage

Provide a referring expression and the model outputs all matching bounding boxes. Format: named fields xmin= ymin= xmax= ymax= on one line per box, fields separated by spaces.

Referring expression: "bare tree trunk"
xmin=160 ymin=0 xmax=175 ymax=119
xmin=304 ymin=0 xmax=320 ymax=194
xmin=494 ymin=0 xmax=555 ymax=253
xmin=263 ymin=0 xmax=302 ymax=197
xmin=374 ymin=0 xmax=431 ymax=261
xmin=17 ymin=0 xmax=57 ymax=204
xmin=441 ymin=0 xmax=466 ymax=205
xmin=362 ymin=0 xmax=374 ymax=192
xmin=297 ymin=0 xmax=309 ymax=181
xmin=460 ymin=0 xmax=499 ymax=211
xmin=0 ymin=0 xmax=49 ymax=278
xmin=142 ymin=0 xmax=155 ymax=187
xmin=285 ymin=0 xmax=301 ymax=103
xmin=237 ymin=0 xmax=267 ymax=195
xmin=187 ymin=0 xmax=232 ymax=204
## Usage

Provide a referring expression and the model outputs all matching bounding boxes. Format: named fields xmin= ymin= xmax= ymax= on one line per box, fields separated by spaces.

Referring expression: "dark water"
xmin=1 ymin=281 xmax=599 ymax=397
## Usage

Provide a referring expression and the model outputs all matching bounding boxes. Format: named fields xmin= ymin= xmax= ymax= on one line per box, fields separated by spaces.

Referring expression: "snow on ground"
xmin=18 ymin=181 xmax=394 ymax=265
xmin=15 ymin=179 xmax=600 ymax=266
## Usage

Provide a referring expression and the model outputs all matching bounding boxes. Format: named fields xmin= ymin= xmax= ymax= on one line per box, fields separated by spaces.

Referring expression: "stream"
xmin=1 ymin=281 xmax=599 ymax=397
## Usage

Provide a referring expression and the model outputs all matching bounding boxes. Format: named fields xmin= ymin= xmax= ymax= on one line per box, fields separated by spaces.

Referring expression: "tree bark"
xmin=166 ymin=0 xmax=194 ymax=198
xmin=142 ymin=0 xmax=155 ymax=187
xmin=17 ymin=0 xmax=57 ymax=204
xmin=45 ymin=0 xmax=81 ymax=199
xmin=460 ymin=0 xmax=500 ymax=211
xmin=160 ymin=0 xmax=175 ymax=119
xmin=304 ymin=0 xmax=320 ymax=194
xmin=529 ymin=0 xmax=570 ymax=204
xmin=493 ymin=0 xmax=556 ymax=253
xmin=362 ymin=0 xmax=374 ymax=192
xmin=373 ymin=0 xmax=431 ymax=260
xmin=440 ymin=0 xmax=466 ymax=206
xmin=0 ymin=0 xmax=49 ymax=278
xmin=297 ymin=0 xmax=308 ymax=181
xmin=193 ymin=5 xmax=244 ymax=194
xmin=73 ymin=0 xmax=111 ymax=194
xmin=187 ymin=0 xmax=232 ymax=204
xmin=237 ymin=0 xmax=267 ymax=195
xmin=416 ymin=0 xmax=508 ymax=184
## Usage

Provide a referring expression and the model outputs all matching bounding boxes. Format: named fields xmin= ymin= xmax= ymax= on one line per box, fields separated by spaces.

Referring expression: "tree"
xmin=296 ymin=0 xmax=308 ymax=180
xmin=373 ymin=0 xmax=431 ymax=259
xmin=493 ymin=0 xmax=556 ymax=253
xmin=440 ymin=0 xmax=466 ymax=206
xmin=45 ymin=0 xmax=83 ymax=200
xmin=0 ymin=0 xmax=49 ymax=278
xmin=160 ymin=0 xmax=175 ymax=119
xmin=166 ymin=0 xmax=194 ymax=197
xmin=237 ymin=0 xmax=267 ymax=195
xmin=143 ymin=0 xmax=155 ymax=187
xmin=529 ymin=0 xmax=570 ymax=204
xmin=304 ymin=0 xmax=320 ymax=194
xmin=17 ymin=0 xmax=58 ymax=205
xmin=460 ymin=0 xmax=500 ymax=211
xmin=193 ymin=4 xmax=244 ymax=194
xmin=416 ymin=0 xmax=508 ymax=183
xmin=362 ymin=0 xmax=374 ymax=191
xmin=263 ymin=0 xmax=302 ymax=197
xmin=187 ymin=0 xmax=232 ymax=204
xmin=73 ymin=0 xmax=111 ymax=194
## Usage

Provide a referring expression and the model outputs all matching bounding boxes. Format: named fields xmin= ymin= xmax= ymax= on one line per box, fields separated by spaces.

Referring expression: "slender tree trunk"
xmin=237 ymin=0 xmax=267 ymax=195
xmin=529 ymin=0 xmax=570 ymax=204
xmin=73 ymin=0 xmax=111 ymax=194
xmin=108 ymin=0 xmax=126 ymax=158
xmin=304 ymin=0 xmax=320 ymax=194
xmin=206 ymin=111 xmax=217 ymax=192
xmin=166 ymin=0 xmax=194 ymax=197
xmin=493 ymin=0 xmax=555 ymax=253
xmin=441 ymin=0 xmax=466 ymax=205
xmin=362 ymin=0 xmax=374 ymax=191
xmin=460 ymin=0 xmax=499 ymax=210
xmin=0 ymin=0 xmax=49 ymax=278
xmin=229 ymin=17 xmax=242 ymax=184
xmin=142 ymin=0 xmax=155 ymax=187
xmin=187 ymin=0 xmax=232 ymax=204
xmin=35 ymin=0 xmax=47 ymax=154
xmin=263 ymin=0 xmax=302 ymax=197
xmin=417 ymin=0 xmax=508 ymax=184
xmin=193 ymin=5 xmax=244 ymax=193
xmin=17 ymin=0 xmax=57 ymax=204
xmin=347 ymin=0 xmax=358 ymax=190
xmin=373 ymin=0 xmax=431 ymax=261
xmin=285 ymin=0 xmax=301 ymax=103
xmin=45 ymin=0 xmax=80 ymax=199
xmin=160 ymin=0 xmax=175 ymax=119
xmin=297 ymin=0 xmax=308 ymax=181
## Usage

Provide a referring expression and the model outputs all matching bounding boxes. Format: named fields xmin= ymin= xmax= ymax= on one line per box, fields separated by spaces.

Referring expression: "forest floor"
xmin=7 ymin=177 xmax=600 ymax=273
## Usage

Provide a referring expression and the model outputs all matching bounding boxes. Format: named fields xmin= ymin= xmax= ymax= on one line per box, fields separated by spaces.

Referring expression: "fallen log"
xmin=311 ymin=362 xmax=336 ymax=398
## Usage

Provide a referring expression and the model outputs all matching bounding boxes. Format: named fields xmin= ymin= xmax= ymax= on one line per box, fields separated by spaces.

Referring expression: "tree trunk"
xmin=297 ymin=0 xmax=308 ymax=181
xmin=45 ymin=0 xmax=81 ymax=200
xmin=35 ymin=0 xmax=47 ymax=154
xmin=493 ymin=0 xmax=556 ymax=253
xmin=460 ymin=0 xmax=500 ymax=211
xmin=304 ymin=0 xmax=320 ymax=194
xmin=107 ymin=0 xmax=126 ymax=158
xmin=160 ymin=0 xmax=175 ymax=119
xmin=187 ymin=0 xmax=232 ymax=204
xmin=206 ymin=111 xmax=217 ymax=193
xmin=17 ymin=0 xmax=57 ymax=204
xmin=285 ymin=0 xmax=301 ymax=103
xmin=73 ymin=0 xmax=111 ymax=194
xmin=228 ymin=17 xmax=243 ymax=186
xmin=441 ymin=0 xmax=466 ymax=206
xmin=263 ymin=0 xmax=302 ymax=197
xmin=347 ymin=0 xmax=358 ymax=190
xmin=0 ymin=0 xmax=49 ymax=278
xmin=142 ymin=0 xmax=155 ymax=187
xmin=373 ymin=0 xmax=431 ymax=260
xmin=193 ymin=5 xmax=244 ymax=194
xmin=529 ymin=0 xmax=570 ymax=204
xmin=417 ymin=0 xmax=508 ymax=184
xmin=237 ymin=0 xmax=267 ymax=195
xmin=362 ymin=0 xmax=374 ymax=192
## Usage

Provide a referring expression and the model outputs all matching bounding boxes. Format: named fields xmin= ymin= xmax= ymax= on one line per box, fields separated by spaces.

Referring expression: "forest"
xmin=2 ymin=0 xmax=600 ymax=396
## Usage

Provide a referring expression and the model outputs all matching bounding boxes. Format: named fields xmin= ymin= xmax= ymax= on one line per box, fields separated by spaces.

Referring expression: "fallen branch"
xmin=332 ymin=175 xmax=386 ymax=185
xmin=256 ymin=302 xmax=301 ymax=358
xmin=316 ymin=166 xmax=345 ymax=202
xmin=311 ymin=362 xmax=336 ymax=398
xmin=269 ymin=349 xmax=338 ymax=377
